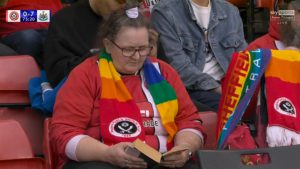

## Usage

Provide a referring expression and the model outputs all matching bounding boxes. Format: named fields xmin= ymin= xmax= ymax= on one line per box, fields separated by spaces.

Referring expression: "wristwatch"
xmin=186 ymin=149 xmax=193 ymax=160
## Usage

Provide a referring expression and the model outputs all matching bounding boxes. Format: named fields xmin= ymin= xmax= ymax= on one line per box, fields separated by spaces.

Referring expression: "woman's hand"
xmin=160 ymin=146 xmax=191 ymax=168
xmin=106 ymin=142 xmax=147 ymax=168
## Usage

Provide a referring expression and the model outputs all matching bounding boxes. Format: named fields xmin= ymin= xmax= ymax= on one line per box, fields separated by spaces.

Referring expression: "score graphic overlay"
xmin=6 ymin=10 xmax=50 ymax=22
xmin=21 ymin=10 xmax=37 ymax=22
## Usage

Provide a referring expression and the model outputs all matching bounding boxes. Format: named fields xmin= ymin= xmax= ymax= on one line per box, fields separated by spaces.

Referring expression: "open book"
xmin=125 ymin=139 xmax=188 ymax=167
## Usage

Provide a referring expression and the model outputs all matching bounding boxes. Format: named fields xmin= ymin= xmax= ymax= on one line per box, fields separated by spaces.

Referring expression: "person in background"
xmin=151 ymin=0 xmax=247 ymax=112
xmin=246 ymin=0 xmax=286 ymax=51
xmin=30 ymin=0 xmax=125 ymax=115
xmin=265 ymin=0 xmax=300 ymax=148
xmin=50 ymin=1 xmax=204 ymax=169
xmin=242 ymin=17 xmax=282 ymax=148
xmin=281 ymin=0 xmax=300 ymax=50
xmin=244 ymin=0 xmax=286 ymax=128
xmin=246 ymin=19 xmax=282 ymax=50
xmin=0 ymin=0 xmax=62 ymax=68
xmin=30 ymin=0 xmax=159 ymax=116
xmin=43 ymin=0 xmax=128 ymax=88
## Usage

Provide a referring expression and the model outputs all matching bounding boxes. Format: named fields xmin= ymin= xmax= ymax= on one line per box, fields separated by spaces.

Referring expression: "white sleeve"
xmin=176 ymin=128 xmax=204 ymax=142
xmin=65 ymin=135 xmax=88 ymax=161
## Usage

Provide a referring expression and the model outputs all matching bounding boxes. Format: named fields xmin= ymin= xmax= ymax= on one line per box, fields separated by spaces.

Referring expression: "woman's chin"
xmin=124 ymin=66 xmax=141 ymax=74
xmin=120 ymin=69 xmax=139 ymax=75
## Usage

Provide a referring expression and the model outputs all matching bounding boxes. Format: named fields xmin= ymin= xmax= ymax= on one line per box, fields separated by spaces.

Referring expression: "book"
xmin=125 ymin=139 xmax=188 ymax=167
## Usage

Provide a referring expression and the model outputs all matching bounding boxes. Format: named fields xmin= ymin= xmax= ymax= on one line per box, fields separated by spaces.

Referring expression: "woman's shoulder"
xmin=70 ymin=56 xmax=98 ymax=76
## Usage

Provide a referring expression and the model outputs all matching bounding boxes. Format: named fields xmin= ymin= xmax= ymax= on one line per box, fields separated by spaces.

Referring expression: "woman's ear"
xmin=103 ymin=38 xmax=111 ymax=53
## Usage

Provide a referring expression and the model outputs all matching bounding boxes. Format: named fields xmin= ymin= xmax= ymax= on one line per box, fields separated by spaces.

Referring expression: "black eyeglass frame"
xmin=110 ymin=40 xmax=153 ymax=57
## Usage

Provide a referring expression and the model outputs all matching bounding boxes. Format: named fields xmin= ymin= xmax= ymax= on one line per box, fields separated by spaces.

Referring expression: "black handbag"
xmin=197 ymin=145 xmax=300 ymax=169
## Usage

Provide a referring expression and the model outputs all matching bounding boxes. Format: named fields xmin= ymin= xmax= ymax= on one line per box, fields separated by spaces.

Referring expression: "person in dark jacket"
xmin=43 ymin=0 xmax=125 ymax=87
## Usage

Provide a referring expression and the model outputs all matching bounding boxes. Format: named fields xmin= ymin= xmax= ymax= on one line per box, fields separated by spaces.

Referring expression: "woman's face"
xmin=104 ymin=27 xmax=150 ymax=74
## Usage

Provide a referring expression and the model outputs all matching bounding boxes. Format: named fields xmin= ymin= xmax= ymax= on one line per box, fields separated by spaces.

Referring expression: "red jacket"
xmin=0 ymin=0 xmax=62 ymax=38
xmin=51 ymin=56 xmax=205 ymax=169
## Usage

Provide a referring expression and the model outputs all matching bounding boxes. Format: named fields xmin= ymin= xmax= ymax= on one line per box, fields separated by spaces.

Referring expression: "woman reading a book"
xmin=50 ymin=1 xmax=205 ymax=169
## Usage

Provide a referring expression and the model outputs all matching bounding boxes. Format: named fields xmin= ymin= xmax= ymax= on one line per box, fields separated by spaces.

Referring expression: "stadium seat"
xmin=228 ymin=0 xmax=247 ymax=7
xmin=201 ymin=111 xmax=217 ymax=149
xmin=43 ymin=118 xmax=53 ymax=169
xmin=0 ymin=55 xmax=40 ymax=105
xmin=0 ymin=55 xmax=44 ymax=155
xmin=0 ymin=119 xmax=45 ymax=169
xmin=0 ymin=158 xmax=45 ymax=169
xmin=256 ymin=0 xmax=283 ymax=9
xmin=0 ymin=119 xmax=33 ymax=159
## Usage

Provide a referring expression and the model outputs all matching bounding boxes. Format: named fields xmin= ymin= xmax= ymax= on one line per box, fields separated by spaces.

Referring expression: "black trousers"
xmin=62 ymin=159 xmax=199 ymax=169
xmin=188 ymin=89 xmax=221 ymax=112
xmin=0 ymin=43 xmax=17 ymax=56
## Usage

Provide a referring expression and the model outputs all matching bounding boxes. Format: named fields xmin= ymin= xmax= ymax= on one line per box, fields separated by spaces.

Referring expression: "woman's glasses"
xmin=110 ymin=40 xmax=152 ymax=57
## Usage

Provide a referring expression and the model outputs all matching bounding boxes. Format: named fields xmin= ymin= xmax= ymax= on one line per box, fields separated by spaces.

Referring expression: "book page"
xmin=162 ymin=146 xmax=188 ymax=157
xmin=133 ymin=139 xmax=162 ymax=163
xmin=131 ymin=139 xmax=190 ymax=163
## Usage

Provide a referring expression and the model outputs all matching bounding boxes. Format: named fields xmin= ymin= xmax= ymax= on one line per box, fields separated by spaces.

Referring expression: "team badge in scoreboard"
xmin=6 ymin=10 xmax=50 ymax=22
xmin=6 ymin=10 xmax=20 ymax=22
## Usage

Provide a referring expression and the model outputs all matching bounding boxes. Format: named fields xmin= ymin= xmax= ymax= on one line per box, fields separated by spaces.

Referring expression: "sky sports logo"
xmin=6 ymin=10 xmax=50 ymax=22
xmin=270 ymin=10 xmax=295 ymax=16
xmin=270 ymin=10 xmax=295 ymax=24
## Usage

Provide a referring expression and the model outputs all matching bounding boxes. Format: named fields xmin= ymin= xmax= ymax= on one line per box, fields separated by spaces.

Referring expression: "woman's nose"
xmin=131 ymin=50 xmax=141 ymax=59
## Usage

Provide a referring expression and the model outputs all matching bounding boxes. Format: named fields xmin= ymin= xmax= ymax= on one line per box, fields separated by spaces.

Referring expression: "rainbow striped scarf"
xmin=216 ymin=49 xmax=271 ymax=149
xmin=98 ymin=51 xmax=178 ymax=145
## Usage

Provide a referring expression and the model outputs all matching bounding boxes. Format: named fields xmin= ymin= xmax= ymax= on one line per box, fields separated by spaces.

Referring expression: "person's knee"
xmin=17 ymin=29 xmax=43 ymax=45
xmin=0 ymin=43 xmax=17 ymax=56
xmin=9 ymin=29 xmax=45 ymax=58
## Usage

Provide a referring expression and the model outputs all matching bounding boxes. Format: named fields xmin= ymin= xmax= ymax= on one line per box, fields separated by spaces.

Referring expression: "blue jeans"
xmin=188 ymin=90 xmax=221 ymax=112
xmin=1 ymin=29 xmax=48 ymax=68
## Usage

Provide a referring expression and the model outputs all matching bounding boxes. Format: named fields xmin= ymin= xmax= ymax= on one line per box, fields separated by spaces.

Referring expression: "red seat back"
xmin=227 ymin=0 xmax=247 ymax=7
xmin=0 ymin=120 xmax=33 ymax=159
xmin=0 ymin=108 xmax=44 ymax=155
xmin=256 ymin=0 xmax=283 ymax=9
xmin=0 ymin=55 xmax=40 ymax=105
xmin=201 ymin=111 xmax=217 ymax=149
xmin=0 ymin=158 xmax=45 ymax=169
xmin=0 ymin=55 xmax=44 ymax=155
xmin=43 ymin=118 xmax=53 ymax=169
xmin=0 ymin=119 xmax=46 ymax=169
